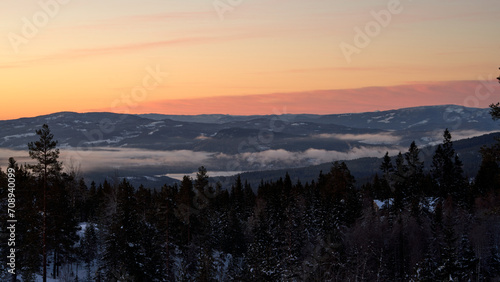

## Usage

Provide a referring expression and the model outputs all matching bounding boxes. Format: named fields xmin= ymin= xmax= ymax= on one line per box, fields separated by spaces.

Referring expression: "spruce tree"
xmin=405 ymin=141 xmax=425 ymax=216
xmin=47 ymin=173 xmax=79 ymax=279
xmin=456 ymin=234 xmax=478 ymax=280
xmin=176 ymin=176 xmax=194 ymax=244
xmin=103 ymin=179 xmax=144 ymax=281
xmin=490 ymin=67 xmax=500 ymax=119
xmin=431 ymin=129 xmax=454 ymax=196
xmin=392 ymin=152 xmax=407 ymax=213
xmin=474 ymin=144 xmax=500 ymax=195
xmin=4 ymin=159 xmax=41 ymax=281
xmin=431 ymin=129 xmax=467 ymax=204
xmin=80 ymin=223 xmax=98 ymax=280
xmin=379 ymin=152 xmax=394 ymax=199
xmin=436 ymin=220 xmax=459 ymax=280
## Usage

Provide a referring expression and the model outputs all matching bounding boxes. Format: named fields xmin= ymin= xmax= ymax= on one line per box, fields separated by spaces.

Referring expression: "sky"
xmin=1 ymin=0 xmax=500 ymax=120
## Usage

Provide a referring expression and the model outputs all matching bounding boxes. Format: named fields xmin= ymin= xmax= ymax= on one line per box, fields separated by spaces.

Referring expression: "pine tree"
xmin=415 ymin=251 xmax=438 ymax=281
xmin=247 ymin=208 xmax=279 ymax=281
xmin=489 ymin=67 xmax=500 ymax=119
xmin=452 ymin=155 xmax=471 ymax=208
xmin=436 ymin=220 xmax=459 ymax=280
xmin=231 ymin=174 xmax=245 ymax=216
xmin=432 ymin=130 xmax=454 ymax=196
xmin=4 ymin=159 xmax=41 ymax=281
xmin=80 ymin=223 xmax=98 ymax=280
xmin=27 ymin=124 xmax=62 ymax=282
xmin=405 ymin=141 xmax=425 ymax=216
xmin=381 ymin=152 xmax=394 ymax=175
xmin=243 ymin=180 xmax=256 ymax=219
xmin=195 ymin=246 xmax=215 ymax=282
xmin=485 ymin=237 xmax=500 ymax=280
xmin=155 ymin=184 xmax=178 ymax=280
xmin=194 ymin=166 xmax=210 ymax=211
xmin=176 ymin=176 xmax=195 ymax=246
xmin=456 ymin=234 xmax=478 ymax=280
xmin=474 ymin=144 xmax=500 ymax=196
xmin=378 ymin=152 xmax=394 ymax=200
xmin=47 ymin=173 xmax=79 ymax=279
xmin=431 ymin=129 xmax=468 ymax=204
xmin=103 ymin=179 xmax=145 ymax=281
xmin=392 ymin=152 xmax=407 ymax=213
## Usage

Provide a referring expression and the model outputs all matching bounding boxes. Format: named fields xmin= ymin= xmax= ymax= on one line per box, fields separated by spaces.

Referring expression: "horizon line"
xmin=1 ymin=103 xmax=491 ymax=122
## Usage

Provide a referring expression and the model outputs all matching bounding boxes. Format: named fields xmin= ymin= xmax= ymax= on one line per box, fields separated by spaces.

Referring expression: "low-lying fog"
xmin=0 ymin=129 xmax=496 ymax=177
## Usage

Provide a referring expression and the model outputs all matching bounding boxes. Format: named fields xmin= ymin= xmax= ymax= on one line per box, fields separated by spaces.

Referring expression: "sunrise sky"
xmin=1 ymin=0 xmax=500 ymax=120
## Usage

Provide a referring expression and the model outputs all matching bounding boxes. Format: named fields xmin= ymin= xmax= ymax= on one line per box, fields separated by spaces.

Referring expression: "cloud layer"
xmin=0 ymin=145 xmax=402 ymax=175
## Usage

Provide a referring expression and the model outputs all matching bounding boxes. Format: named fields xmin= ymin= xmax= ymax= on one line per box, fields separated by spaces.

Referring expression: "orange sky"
xmin=1 ymin=0 xmax=500 ymax=120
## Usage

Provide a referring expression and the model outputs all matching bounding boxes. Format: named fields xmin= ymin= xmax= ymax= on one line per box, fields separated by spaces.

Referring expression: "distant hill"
xmin=1 ymin=105 xmax=498 ymax=188
xmin=215 ymin=132 xmax=500 ymax=191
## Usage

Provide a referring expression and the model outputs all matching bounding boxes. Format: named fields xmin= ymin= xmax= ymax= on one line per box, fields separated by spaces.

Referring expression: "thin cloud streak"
xmin=0 ymin=35 xmax=250 ymax=68
xmin=114 ymin=80 xmax=498 ymax=115
xmin=0 ymin=27 xmax=304 ymax=69
xmin=55 ymin=11 xmax=215 ymax=32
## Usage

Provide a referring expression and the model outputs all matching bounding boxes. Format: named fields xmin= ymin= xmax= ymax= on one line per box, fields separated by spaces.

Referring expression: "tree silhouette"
xmin=28 ymin=124 xmax=62 ymax=282
xmin=490 ymin=67 xmax=500 ymax=119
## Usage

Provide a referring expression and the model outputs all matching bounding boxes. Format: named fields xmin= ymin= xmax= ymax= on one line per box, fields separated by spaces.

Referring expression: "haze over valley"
xmin=1 ymin=104 xmax=498 ymax=187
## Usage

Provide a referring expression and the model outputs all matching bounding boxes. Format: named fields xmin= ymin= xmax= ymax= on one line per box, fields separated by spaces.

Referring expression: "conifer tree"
xmin=486 ymin=245 xmax=500 ymax=279
xmin=231 ymin=174 xmax=244 ymax=215
xmin=392 ymin=152 xmax=407 ymax=212
xmin=4 ymin=159 xmax=41 ymax=281
xmin=405 ymin=141 xmax=425 ymax=216
xmin=80 ymin=223 xmax=98 ymax=280
xmin=436 ymin=219 xmax=459 ymax=280
xmin=194 ymin=166 xmax=210 ymax=211
xmin=490 ymin=67 xmax=500 ymax=119
xmin=243 ymin=180 xmax=256 ymax=219
xmin=474 ymin=144 xmax=500 ymax=195
xmin=103 ymin=179 xmax=145 ymax=281
xmin=156 ymin=184 xmax=178 ymax=280
xmin=431 ymin=129 xmax=468 ymax=205
xmin=456 ymin=234 xmax=478 ymax=280
xmin=378 ymin=152 xmax=394 ymax=199
xmin=28 ymin=124 xmax=62 ymax=282
xmin=415 ymin=251 xmax=438 ymax=281
xmin=48 ymin=173 xmax=79 ymax=279
xmin=176 ymin=176 xmax=195 ymax=245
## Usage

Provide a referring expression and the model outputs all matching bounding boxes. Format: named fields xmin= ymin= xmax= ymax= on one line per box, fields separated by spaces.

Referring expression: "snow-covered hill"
xmin=0 ymin=105 xmax=498 ymax=186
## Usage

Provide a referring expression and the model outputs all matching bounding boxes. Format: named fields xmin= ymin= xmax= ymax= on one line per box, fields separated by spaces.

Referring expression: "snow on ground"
xmin=77 ymin=222 xmax=88 ymax=239
xmin=377 ymin=116 xmax=394 ymax=123
xmin=373 ymin=197 xmax=439 ymax=211
xmin=2 ymin=132 xmax=36 ymax=141
xmin=408 ymin=119 xmax=429 ymax=128
xmin=146 ymin=121 xmax=164 ymax=127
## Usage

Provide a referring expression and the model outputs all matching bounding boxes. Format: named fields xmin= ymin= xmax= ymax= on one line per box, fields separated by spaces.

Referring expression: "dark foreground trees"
xmin=28 ymin=124 xmax=62 ymax=282
xmin=0 ymin=124 xmax=79 ymax=281
xmin=1 ymin=124 xmax=500 ymax=281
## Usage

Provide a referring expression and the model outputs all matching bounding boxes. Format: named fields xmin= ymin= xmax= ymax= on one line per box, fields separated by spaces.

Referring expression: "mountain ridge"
xmin=1 ymin=104 xmax=498 ymax=188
